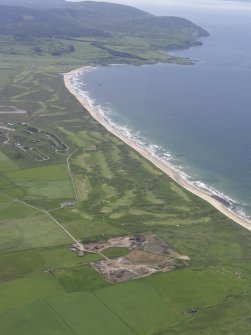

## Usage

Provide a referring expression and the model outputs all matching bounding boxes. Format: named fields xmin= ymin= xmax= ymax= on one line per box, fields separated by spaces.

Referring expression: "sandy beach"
xmin=64 ymin=67 xmax=251 ymax=232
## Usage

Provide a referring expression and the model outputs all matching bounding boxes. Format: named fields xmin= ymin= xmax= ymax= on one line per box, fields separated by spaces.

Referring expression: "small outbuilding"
xmin=60 ymin=201 xmax=74 ymax=208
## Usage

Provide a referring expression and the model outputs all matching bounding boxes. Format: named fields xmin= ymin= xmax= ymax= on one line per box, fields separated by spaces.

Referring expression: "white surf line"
xmin=67 ymin=149 xmax=79 ymax=201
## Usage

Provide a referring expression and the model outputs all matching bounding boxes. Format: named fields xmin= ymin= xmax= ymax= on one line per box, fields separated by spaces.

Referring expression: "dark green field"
xmin=0 ymin=2 xmax=251 ymax=334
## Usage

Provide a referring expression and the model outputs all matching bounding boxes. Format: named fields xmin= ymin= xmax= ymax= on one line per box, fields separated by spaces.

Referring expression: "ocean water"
xmin=73 ymin=0 xmax=251 ymax=220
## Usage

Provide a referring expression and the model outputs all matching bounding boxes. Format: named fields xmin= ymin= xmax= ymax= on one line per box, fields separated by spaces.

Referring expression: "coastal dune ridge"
xmin=64 ymin=66 xmax=251 ymax=232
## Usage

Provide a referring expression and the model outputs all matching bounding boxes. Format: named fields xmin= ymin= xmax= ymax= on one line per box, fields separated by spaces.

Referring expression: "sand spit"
xmin=64 ymin=67 xmax=251 ymax=232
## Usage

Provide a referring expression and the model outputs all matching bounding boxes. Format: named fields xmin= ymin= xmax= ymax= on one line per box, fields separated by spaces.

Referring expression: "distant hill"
xmin=0 ymin=0 xmax=65 ymax=8
xmin=0 ymin=1 xmax=209 ymax=50
xmin=0 ymin=5 xmax=110 ymax=38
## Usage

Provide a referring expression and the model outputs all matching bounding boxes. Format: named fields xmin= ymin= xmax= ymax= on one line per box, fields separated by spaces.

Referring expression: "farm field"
xmin=0 ymin=27 xmax=251 ymax=335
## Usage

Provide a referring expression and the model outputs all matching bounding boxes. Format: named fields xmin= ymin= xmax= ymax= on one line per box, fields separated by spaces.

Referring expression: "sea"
xmin=72 ymin=0 xmax=251 ymax=221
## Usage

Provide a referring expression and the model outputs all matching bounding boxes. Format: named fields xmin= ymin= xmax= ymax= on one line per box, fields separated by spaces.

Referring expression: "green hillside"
xmin=0 ymin=1 xmax=208 ymax=53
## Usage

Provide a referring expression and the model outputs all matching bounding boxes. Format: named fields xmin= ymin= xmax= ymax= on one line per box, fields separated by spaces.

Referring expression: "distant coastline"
xmin=64 ymin=66 xmax=251 ymax=232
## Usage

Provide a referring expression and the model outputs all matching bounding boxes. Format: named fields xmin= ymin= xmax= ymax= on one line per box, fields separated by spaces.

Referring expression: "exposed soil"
xmin=84 ymin=235 xmax=190 ymax=282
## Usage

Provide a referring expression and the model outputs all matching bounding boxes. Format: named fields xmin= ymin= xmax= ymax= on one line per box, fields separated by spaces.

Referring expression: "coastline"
xmin=64 ymin=66 xmax=251 ymax=232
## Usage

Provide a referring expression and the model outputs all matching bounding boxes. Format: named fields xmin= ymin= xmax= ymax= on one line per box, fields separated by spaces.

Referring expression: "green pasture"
xmin=47 ymin=292 xmax=134 ymax=335
xmin=0 ymin=273 xmax=65 ymax=315
xmin=39 ymin=246 xmax=85 ymax=269
xmin=146 ymin=268 xmax=249 ymax=312
xmin=0 ymin=300 xmax=74 ymax=335
xmin=0 ymin=151 xmax=19 ymax=172
xmin=0 ymin=151 xmax=9 ymax=162
xmin=0 ymin=159 xmax=19 ymax=172
xmin=0 ymin=203 xmax=71 ymax=252
xmin=55 ymin=264 xmax=109 ymax=293
xmin=0 ymin=193 xmax=14 ymax=206
xmin=95 ymin=280 xmax=179 ymax=334
xmin=0 ymin=249 xmax=45 ymax=282
xmin=2 ymin=163 xmax=75 ymax=201
xmin=17 ymin=180 xmax=74 ymax=200
xmin=4 ymin=163 xmax=70 ymax=182
xmin=0 ymin=266 xmax=250 ymax=335
xmin=166 ymin=294 xmax=251 ymax=335
xmin=0 ymin=175 xmax=24 ymax=199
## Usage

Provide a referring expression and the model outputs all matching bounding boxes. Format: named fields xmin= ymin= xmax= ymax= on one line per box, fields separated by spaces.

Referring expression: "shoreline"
xmin=64 ymin=66 xmax=251 ymax=232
